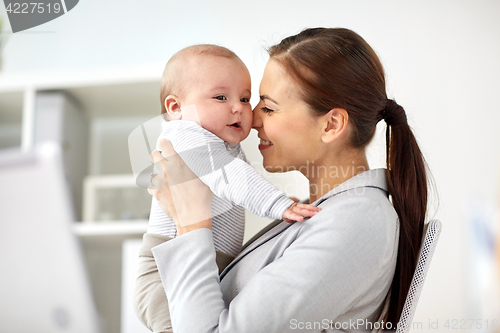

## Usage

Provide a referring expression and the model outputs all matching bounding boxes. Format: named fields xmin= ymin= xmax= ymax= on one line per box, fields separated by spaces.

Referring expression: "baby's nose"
xmin=231 ymin=102 xmax=243 ymax=113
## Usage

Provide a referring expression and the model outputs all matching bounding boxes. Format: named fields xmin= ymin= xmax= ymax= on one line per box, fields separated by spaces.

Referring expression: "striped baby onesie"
xmin=147 ymin=120 xmax=294 ymax=256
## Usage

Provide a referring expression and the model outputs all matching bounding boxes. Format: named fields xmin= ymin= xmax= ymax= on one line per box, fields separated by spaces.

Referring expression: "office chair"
xmin=396 ymin=219 xmax=442 ymax=333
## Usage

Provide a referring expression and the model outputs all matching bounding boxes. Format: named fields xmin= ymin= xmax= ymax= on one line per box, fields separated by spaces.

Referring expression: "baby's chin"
xmin=218 ymin=128 xmax=251 ymax=145
xmin=222 ymin=136 xmax=244 ymax=146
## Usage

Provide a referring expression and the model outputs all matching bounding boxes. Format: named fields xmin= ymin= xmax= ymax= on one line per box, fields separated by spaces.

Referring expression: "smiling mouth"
xmin=260 ymin=139 xmax=273 ymax=146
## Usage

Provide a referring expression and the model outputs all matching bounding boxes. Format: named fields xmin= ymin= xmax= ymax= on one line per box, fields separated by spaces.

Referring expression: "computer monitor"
xmin=0 ymin=142 xmax=101 ymax=333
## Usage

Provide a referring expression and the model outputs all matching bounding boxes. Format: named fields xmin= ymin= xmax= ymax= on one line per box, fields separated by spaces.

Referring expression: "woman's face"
xmin=252 ymin=59 xmax=322 ymax=173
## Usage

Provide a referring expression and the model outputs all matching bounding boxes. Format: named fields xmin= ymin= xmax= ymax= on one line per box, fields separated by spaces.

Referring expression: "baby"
xmin=135 ymin=44 xmax=319 ymax=332
xmin=149 ymin=44 xmax=319 ymax=252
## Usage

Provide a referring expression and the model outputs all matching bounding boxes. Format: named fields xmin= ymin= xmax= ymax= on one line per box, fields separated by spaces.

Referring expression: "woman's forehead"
xmin=260 ymin=60 xmax=301 ymax=103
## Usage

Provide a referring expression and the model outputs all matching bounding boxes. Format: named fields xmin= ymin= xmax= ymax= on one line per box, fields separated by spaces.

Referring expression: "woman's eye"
xmin=261 ymin=106 xmax=274 ymax=114
xmin=240 ymin=97 xmax=250 ymax=103
xmin=215 ymin=95 xmax=227 ymax=101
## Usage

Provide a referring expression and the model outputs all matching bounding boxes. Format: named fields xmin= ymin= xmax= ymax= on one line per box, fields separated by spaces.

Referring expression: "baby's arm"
xmin=162 ymin=121 xmax=319 ymax=222
xmin=205 ymin=155 xmax=320 ymax=222
xmin=282 ymin=202 xmax=321 ymax=223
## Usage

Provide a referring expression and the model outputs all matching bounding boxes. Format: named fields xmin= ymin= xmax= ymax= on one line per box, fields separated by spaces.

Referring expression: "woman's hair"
xmin=269 ymin=28 xmax=428 ymax=328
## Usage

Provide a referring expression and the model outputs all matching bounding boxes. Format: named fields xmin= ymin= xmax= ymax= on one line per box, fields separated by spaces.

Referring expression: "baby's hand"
xmin=282 ymin=202 xmax=321 ymax=223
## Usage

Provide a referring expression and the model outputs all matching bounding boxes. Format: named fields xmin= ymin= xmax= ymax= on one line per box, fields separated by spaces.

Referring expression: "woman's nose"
xmin=252 ymin=104 xmax=263 ymax=129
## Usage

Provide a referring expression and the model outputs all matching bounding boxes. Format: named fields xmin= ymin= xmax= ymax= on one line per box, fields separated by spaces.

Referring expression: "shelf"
xmin=73 ymin=221 xmax=148 ymax=237
xmin=0 ymin=63 xmax=166 ymax=333
xmin=0 ymin=62 xmax=165 ymax=119
xmin=0 ymin=91 xmax=23 ymax=122
xmin=65 ymin=82 xmax=161 ymax=118
xmin=0 ymin=61 xmax=165 ymax=91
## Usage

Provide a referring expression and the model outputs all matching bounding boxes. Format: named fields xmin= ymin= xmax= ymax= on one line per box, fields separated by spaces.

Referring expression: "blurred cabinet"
xmin=0 ymin=62 xmax=165 ymax=333
xmin=0 ymin=91 xmax=23 ymax=149
xmin=34 ymin=92 xmax=89 ymax=219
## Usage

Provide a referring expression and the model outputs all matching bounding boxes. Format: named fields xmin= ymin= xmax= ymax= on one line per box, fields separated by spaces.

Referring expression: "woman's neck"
xmin=307 ymin=152 xmax=369 ymax=203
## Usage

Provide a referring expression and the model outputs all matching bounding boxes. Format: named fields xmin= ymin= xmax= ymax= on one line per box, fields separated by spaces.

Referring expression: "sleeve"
xmin=134 ymin=233 xmax=236 ymax=333
xmin=202 ymin=156 xmax=294 ymax=220
xmin=151 ymin=195 xmax=397 ymax=333
xmin=161 ymin=121 xmax=293 ymax=220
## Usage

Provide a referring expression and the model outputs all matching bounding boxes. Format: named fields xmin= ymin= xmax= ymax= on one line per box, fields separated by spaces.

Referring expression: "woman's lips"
xmin=258 ymin=138 xmax=273 ymax=150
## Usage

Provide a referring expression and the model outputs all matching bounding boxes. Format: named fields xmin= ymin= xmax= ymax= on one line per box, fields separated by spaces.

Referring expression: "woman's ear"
xmin=165 ymin=95 xmax=182 ymax=120
xmin=320 ymin=108 xmax=349 ymax=144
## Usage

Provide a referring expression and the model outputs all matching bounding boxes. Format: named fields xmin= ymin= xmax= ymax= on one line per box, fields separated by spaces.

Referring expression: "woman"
xmin=139 ymin=27 xmax=428 ymax=332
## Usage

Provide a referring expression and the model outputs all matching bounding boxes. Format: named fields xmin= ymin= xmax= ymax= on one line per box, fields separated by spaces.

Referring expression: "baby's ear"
xmin=165 ymin=95 xmax=183 ymax=120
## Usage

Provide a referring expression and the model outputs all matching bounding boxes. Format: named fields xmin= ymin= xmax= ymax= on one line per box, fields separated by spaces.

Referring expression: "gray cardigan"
xmin=152 ymin=168 xmax=399 ymax=332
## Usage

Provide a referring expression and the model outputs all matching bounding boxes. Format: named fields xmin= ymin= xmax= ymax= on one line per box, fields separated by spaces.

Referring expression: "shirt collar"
xmin=221 ymin=168 xmax=389 ymax=279
xmin=311 ymin=168 xmax=388 ymax=206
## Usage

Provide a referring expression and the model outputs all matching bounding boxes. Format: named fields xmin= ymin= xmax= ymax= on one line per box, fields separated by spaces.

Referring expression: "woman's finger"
xmin=149 ymin=149 xmax=165 ymax=164
xmin=155 ymin=140 xmax=199 ymax=186
xmin=147 ymin=163 xmax=178 ymax=221
xmin=157 ymin=138 xmax=177 ymax=158
xmin=147 ymin=139 xmax=214 ymax=229
xmin=148 ymin=172 xmax=163 ymax=189
xmin=155 ymin=139 xmax=196 ymax=185
xmin=147 ymin=148 xmax=169 ymax=190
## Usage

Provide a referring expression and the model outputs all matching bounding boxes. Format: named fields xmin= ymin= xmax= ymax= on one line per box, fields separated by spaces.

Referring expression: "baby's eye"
xmin=261 ymin=106 xmax=274 ymax=114
xmin=214 ymin=95 xmax=227 ymax=101
xmin=240 ymin=97 xmax=250 ymax=103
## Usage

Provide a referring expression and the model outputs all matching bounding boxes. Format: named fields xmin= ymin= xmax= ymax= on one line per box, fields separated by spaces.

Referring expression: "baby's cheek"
xmin=198 ymin=116 xmax=215 ymax=131
xmin=203 ymin=120 xmax=226 ymax=138
xmin=240 ymin=124 xmax=252 ymax=141
xmin=182 ymin=104 xmax=203 ymax=124
xmin=243 ymin=111 xmax=254 ymax=130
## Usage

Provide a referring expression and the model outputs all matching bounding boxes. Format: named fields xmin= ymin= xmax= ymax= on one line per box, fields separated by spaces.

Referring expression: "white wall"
xmin=2 ymin=0 xmax=500 ymax=327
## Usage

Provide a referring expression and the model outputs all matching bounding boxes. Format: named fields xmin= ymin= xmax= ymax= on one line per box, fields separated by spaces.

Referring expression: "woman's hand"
xmin=148 ymin=139 xmax=213 ymax=236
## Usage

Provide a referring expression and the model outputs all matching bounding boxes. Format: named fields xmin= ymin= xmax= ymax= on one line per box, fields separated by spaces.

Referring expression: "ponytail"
xmin=267 ymin=28 xmax=430 ymax=329
xmin=383 ymin=99 xmax=427 ymax=328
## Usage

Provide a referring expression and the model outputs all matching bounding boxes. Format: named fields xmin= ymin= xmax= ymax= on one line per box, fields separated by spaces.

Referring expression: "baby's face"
xmin=180 ymin=56 xmax=253 ymax=144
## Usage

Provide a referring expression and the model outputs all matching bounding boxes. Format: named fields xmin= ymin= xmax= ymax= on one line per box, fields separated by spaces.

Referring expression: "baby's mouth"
xmin=228 ymin=122 xmax=242 ymax=129
xmin=260 ymin=139 xmax=273 ymax=146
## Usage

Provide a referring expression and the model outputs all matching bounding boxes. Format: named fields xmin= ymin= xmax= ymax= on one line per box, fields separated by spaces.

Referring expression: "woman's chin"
xmin=262 ymin=161 xmax=287 ymax=173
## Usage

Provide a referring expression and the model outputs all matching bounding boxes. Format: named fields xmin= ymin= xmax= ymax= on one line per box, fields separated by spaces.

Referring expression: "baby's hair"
xmin=160 ymin=44 xmax=240 ymax=115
